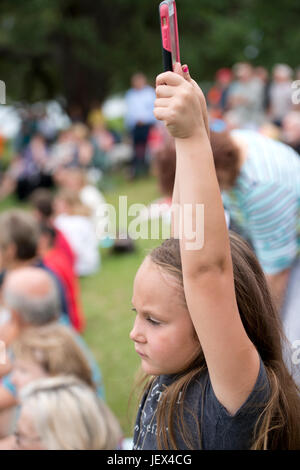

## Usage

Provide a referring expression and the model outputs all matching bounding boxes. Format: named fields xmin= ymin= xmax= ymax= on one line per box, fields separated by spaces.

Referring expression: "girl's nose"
xmin=129 ymin=317 xmax=146 ymax=343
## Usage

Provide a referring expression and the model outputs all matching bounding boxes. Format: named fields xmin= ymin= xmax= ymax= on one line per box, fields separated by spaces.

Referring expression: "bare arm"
xmin=155 ymin=68 xmax=259 ymax=415
xmin=170 ymin=157 xmax=180 ymax=238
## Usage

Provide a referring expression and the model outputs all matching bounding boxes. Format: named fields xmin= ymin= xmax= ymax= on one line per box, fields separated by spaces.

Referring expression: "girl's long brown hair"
xmin=138 ymin=233 xmax=300 ymax=450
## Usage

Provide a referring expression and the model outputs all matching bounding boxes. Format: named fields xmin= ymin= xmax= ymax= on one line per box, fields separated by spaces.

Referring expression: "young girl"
xmin=130 ymin=64 xmax=300 ymax=450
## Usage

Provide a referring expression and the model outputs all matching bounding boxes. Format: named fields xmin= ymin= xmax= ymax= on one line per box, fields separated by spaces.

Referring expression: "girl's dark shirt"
xmin=133 ymin=356 xmax=270 ymax=450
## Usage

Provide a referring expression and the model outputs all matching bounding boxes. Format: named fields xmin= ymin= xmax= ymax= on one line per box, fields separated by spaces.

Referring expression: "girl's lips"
xmin=135 ymin=348 xmax=147 ymax=358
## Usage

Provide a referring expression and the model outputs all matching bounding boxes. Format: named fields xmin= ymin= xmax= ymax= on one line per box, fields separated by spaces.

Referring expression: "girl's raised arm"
xmin=155 ymin=68 xmax=259 ymax=415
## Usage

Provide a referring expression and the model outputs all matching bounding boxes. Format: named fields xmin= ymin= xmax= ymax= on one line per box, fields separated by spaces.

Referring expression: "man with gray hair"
xmin=2 ymin=267 xmax=61 ymax=332
xmin=0 ymin=267 xmax=104 ymax=438
xmin=0 ymin=209 xmax=70 ymax=325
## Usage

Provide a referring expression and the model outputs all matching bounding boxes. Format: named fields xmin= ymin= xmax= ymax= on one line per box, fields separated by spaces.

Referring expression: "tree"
xmin=0 ymin=0 xmax=299 ymax=116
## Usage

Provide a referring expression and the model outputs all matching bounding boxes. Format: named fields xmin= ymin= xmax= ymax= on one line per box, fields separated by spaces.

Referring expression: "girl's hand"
xmin=154 ymin=64 xmax=209 ymax=140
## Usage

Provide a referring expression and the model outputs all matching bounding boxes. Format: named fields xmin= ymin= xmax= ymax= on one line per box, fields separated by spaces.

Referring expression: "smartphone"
xmin=159 ymin=0 xmax=180 ymax=72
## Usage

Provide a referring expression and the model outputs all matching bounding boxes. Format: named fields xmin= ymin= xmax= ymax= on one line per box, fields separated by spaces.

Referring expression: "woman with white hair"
xmin=13 ymin=376 xmax=123 ymax=450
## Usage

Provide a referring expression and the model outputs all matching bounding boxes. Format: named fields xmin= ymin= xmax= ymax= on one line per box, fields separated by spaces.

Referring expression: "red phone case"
xmin=159 ymin=0 xmax=180 ymax=72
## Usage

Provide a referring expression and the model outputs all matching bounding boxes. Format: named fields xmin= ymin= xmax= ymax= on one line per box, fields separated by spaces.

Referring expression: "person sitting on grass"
xmin=0 ymin=323 xmax=122 ymax=450
xmin=13 ymin=376 xmax=122 ymax=450
xmin=0 ymin=267 xmax=104 ymax=438
xmin=0 ymin=210 xmax=71 ymax=328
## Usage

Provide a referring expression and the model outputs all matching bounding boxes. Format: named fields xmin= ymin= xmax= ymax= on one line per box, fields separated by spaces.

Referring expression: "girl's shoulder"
xmin=202 ymin=355 xmax=270 ymax=421
xmin=199 ymin=356 xmax=271 ymax=449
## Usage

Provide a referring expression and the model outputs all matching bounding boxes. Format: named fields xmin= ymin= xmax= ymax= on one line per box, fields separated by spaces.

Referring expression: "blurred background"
xmin=0 ymin=0 xmax=300 ymax=440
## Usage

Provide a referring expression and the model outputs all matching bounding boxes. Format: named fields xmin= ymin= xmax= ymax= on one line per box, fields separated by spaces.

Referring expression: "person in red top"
xmin=38 ymin=223 xmax=85 ymax=332
xmin=30 ymin=188 xmax=76 ymax=270
xmin=54 ymin=228 xmax=76 ymax=270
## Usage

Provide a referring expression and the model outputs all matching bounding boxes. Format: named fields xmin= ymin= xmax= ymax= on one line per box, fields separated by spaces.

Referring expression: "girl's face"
xmin=130 ymin=257 xmax=200 ymax=376
xmin=13 ymin=406 xmax=45 ymax=450
xmin=11 ymin=359 xmax=49 ymax=394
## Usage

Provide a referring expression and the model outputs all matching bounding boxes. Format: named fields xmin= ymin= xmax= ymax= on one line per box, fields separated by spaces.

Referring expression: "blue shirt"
xmin=125 ymin=86 xmax=157 ymax=129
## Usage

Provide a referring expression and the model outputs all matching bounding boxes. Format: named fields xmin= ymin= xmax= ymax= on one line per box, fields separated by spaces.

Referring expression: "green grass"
xmin=0 ymin=171 xmax=167 ymax=437
xmin=81 ymin=173 xmax=170 ymax=436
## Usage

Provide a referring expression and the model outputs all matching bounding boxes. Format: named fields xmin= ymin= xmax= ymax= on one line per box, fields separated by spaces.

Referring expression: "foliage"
xmin=0 ymin=0 xmax=299 ymax=116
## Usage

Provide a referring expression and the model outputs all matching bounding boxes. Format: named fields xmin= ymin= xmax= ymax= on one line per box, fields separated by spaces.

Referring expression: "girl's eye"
xmin=147 ymin=317 xmax=161 ymax=326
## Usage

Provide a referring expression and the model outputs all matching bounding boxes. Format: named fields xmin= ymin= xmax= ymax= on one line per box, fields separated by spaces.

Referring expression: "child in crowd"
xmin=130 ymin=64 xmax=300 ymax=450
xmin=54 ymin=189 xmax=100 ymax=277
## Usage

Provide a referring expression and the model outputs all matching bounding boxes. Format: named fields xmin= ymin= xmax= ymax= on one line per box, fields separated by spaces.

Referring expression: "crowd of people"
xmin=0 ymin=60 xmax=299 ymax=450
xmin=206 ymin=62 xmax=300 ymax=153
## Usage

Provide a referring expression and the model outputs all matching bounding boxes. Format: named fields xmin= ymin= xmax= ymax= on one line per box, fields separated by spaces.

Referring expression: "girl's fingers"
xmin=193 ymin=83 xmax=210 ymax=137
xmin=153 ymin=107 xmax=169 ymax=122
xmin=156 ymin=85 xmax=174 ymax=98
xmin=155 ymin=98 xmax=170 ymax=108
xmin=182 ymin=64 xmax=192 ymax=83
xmin=173 ymin=62 xmax=184 ymax=77
xmin=156 ymin=71 xmax=183 ymax=87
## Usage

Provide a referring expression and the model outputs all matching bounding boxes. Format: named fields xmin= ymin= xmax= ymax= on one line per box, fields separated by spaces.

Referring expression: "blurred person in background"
xmin=151 ymin=125 xmax=176 ymax=202
xmin=210 ymin=129 xmax=300 ymax=387
xmin=136 ymin=124 xmax=176 ymax=224
xmin=258 ymin=121 xmax=281 ymax=141
xmin=125 ymin=73 xmax=157 ymax=179
xmin=12 ymin=376 xmax=122 ymax=450
xmin=0 ymin=210 xmax=71 ymax=327
xmin=222 ymin=109 xmax=243 ymax=131
xmin=54 ymin=189 xmax=100 ymax=276
xmin=14 ymin=108 xmax=39 ymax=154
xmin=0 ymin=323 xmax=110 ymax=449
xmin=35 ymin=105 xmax=58 ymax=146
xmin=88 ymin=103 xmax=115 ymax=175
xmin=0 ymin=133 xmax=5 ymax=159
xmin=0 ymin=267 xmax=104 ymax=438
xmin=47 ymin=127 xmax=78 ymax=171
xmin=54 ymin=167 xmax=108 ymax=237
xmin=47 ymin=124 xmax=93 ymax=176
xmin=38 ymin=223 xmax=85 ymax=333
xmin=71 ymin=123 xmax=94 ymax=168
xmin=10 ymin=324 xmax=97 ymax=394
xmin=269 ymin=64 xmax=293 ymax=127
xmin=226 ymin=62 xmax=265 ymax=129
xmin=254 ymin=66 xmax=271 ymax=113
xmin=207 ymin=67 xmax=233 ymax=118
xmin=0 ymin=133 xmax=53 ymax=202
xmin=281 ymin=111 xmax=300 ymax=155
xmin=30 ymin=188 xmax=76 ymax=270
